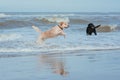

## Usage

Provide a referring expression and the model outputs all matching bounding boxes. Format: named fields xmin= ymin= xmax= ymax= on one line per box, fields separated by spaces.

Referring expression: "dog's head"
xmin=88 ymin=23 xmax=95 ymax=28
xmin=59 ymin=22 xmax=69 ymax=28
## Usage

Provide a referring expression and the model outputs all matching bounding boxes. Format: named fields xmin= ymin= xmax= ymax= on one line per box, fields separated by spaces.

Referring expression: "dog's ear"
xmin=59 ymin=22 xmax=64 ymax=26
xmin=88 ymin=23 xmax=95 ymax=27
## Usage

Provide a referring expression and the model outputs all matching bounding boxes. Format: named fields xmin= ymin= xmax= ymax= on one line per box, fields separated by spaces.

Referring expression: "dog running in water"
xmin=32 ymin=22 xmax=69 ymax=44
xmin=86 ymin=23 xmax=101 ymax=35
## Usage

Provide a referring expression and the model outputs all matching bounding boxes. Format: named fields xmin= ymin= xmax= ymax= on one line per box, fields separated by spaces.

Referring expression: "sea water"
xmin=0 ymin=12 xmax=120 ymax=54
xmin=0 ymin=12 xmax=120 ymax=80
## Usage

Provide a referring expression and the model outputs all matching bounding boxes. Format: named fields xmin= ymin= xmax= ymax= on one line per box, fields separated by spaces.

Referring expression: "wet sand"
xmin=0 ymin=50 xmax=120 ymax=80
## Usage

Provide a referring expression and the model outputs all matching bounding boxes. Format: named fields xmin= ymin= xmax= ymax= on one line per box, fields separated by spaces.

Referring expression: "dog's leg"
xmin=93 ymin=28 xmax=97 ymax=35
xmin=36 ymin=39 xmax=44 ymax=44
xmin=36 ymin=36 xmax=44 ymax=44
xmin=59 ymin=31 xmax=66 ymax=38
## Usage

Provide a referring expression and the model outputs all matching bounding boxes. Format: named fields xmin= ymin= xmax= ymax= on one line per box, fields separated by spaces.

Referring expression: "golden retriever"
xmin=32 ymin=22 xmax=69 ymax=44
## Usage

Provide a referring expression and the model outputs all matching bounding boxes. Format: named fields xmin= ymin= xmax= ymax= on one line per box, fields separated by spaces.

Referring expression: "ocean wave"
xmin=70 ymin=18 xmax=89 ymax=24
xmin=0 ymin=20 xmax=33 ymax=28
xmin=96 ymin=25 xmax=117 ymax=32
xmin=0 ymin=46 xmax=120 ymax=58
xmin=0 ymin=45 xmax=120 ymax=53
xmin=0 ymin=13 xmax=11 ymax=18
xmin=36 ymin=14 xmax=75 ymax=17
xmin=0 ymin=13 xmax=76 ymax=18
xmin=38 ymin=17 xmax=70 ymax=23
xmin=37 ymin=17 xmax=89 ymax=24
xmin=0 ymin=33 xmax=22 ymax=42
xmin=0 ymin=17 xmax=70 ymax=28
xmin=0 ymin=48 xmax=40 ymax=53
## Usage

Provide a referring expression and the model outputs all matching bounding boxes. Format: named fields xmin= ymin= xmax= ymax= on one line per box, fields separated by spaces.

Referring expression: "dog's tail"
xmin=32 ymin=25 xmax=42 ymax=33
xmin=95 ymin=25 xmax=101 ymax=28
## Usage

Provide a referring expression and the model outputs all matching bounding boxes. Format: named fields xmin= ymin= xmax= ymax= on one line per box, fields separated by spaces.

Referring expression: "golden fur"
xmin=32 ymin=22 xmax=69 ymax=44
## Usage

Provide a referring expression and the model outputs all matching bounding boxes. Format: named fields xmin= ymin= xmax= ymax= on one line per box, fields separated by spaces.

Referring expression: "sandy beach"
xmin=0 ymin=50 xmax=120 ymax=80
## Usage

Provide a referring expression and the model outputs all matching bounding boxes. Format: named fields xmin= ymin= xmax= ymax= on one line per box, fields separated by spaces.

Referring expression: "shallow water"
xmin=0 ymin=50 xmax=120 ymax=80
xmin=0 ymin=26 xmax=120 ymax=53
xmin=0 ymin=12 xmax=120 ymax=54
xmin=0 ymin=12 xmax=120 ymax=80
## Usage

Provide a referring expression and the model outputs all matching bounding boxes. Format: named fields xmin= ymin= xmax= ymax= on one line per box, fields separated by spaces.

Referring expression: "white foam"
xmin=0 ymin=33 xmax=22 ymax=42
xmin=63 ymin=46 xmax=120 ymax=51
xmin=97 ymin=25 xmax=117 ymax=32
xmin=0 ymin=45 xmax=120 ymax=53
xmin=0 ymin=48 xmax=39 ymax=53
xmin=40 ymin=17 xmax=70 ymax=23
xmin=4 ymin=13 xmax=75 ymax=18
xmin=0 ymin=13 xmax=11 ymax=18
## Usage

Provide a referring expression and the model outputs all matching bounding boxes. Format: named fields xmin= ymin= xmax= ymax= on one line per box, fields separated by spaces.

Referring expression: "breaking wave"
xmin=70 ymin=18 xmax=89 ymax=24
xmin=38 ymin=17 xmax=70 ymax=23
xmin=0 ymin=17 xmax=70 ymax=28
xmin=96 ymin=25 xmax=117 ymax=32
xmin=1 ymin=12 xmax=120 ymax=28
xmin=0 ymin=13 xmax=11 ymax=18
xmin=0 ymin=45 xmax=120 ymax=53
xmin=1 ymin=46 xmax=120 ymax=58
xmin=0 ymin=20 xmax=33 ymax=28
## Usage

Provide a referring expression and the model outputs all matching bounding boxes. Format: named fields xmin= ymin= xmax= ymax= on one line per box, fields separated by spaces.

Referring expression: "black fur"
xmin=86 ymin=23 xmax=101 ymax=35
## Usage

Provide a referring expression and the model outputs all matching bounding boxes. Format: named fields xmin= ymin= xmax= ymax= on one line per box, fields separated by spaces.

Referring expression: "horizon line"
xmin=0 ymin=11 xmax=120 ymax=13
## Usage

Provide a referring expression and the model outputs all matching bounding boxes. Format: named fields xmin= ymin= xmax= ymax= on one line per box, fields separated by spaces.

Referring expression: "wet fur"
xmin=86 ymin=23 xmax=101 ymax=35
xmin=32 ymin=22 xmax=69 ymax=44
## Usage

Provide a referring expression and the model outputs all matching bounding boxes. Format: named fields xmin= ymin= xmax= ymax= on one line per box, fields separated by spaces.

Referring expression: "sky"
xmin=0 ymin=0 xmax=120 ymax=12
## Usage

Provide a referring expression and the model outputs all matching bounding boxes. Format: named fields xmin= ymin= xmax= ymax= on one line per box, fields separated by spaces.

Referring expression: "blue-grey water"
xmin=0 ymin=12 xmax=120 ymax=80
xmin=0 ymin=12 xmax=120 ymax=53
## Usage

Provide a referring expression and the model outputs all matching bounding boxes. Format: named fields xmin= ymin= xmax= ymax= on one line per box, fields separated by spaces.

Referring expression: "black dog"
xmin=86 ymin=23 xmax=101 ymax=35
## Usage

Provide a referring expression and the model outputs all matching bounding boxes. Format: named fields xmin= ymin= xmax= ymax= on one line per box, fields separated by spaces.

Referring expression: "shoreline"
xmin=0 ymin=50 xmax=120 ymax=80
